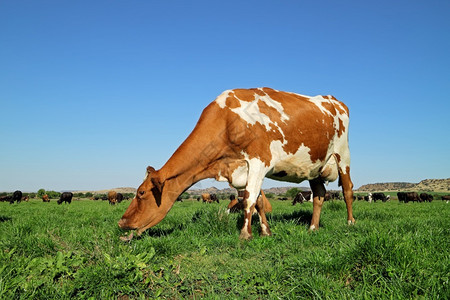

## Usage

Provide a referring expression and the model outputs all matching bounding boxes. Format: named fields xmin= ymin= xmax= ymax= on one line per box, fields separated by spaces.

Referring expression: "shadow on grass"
xmin=270 ymin=209 xmax=313 ymax=226
xmin=0 ymin=215 xmax=12 ymax=222
xmin=233 ymin=208 xmax=315 ymax=231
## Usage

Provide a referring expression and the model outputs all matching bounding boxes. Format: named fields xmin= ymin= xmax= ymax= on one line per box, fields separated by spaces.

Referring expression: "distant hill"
xmin=74 ymin=187 xmax=137 ymax=195
xmin=357 ymin=178 xmax=449 ymax=192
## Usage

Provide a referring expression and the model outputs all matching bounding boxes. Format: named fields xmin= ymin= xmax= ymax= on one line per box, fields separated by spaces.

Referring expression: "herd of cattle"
xmin=290 ymin=191 xmax=449 ymax=205
xmin=1 ymin=190 xmax=449 ymax=207
xmin=0 ymin=190 xmax=129 ymax=205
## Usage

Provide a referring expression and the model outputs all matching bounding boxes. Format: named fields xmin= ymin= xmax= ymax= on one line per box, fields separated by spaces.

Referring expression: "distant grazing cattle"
xmin=372 ymin=192 xmax=388 ymax=202
xmin=399 ymin=192 xmax=420 ymax=203
xmin=397 ymin=192 xmax=406 ymax=202
xmin=227 ymin=190 xmax=272 ymax=235
xmin=406 ymin=192 xmax=421 ymax=203
xmin=57 ymin=192 xmax=73 ymax=204
xmin=0 ymin=195 xmax=12 ymax=202
xmin=329 ymin=191 xmax=341 ymax=200
xmin=108 ymin=191 xmax=118 ymax=205
xmin=364 ymin=193 xmax=373 ymax=202
xmin=118 ymin=88 xmax=354 ymax=240
xmin=201 ymin=193 xmax=219 ymax=203
xmin=42 ymin=194 xmax=50 ymax=202
xmin=116 ymin=193 xmax=124 ymax=203
xmin=21 ymin=195 xmax=29 ymax=202
xmin=357 ymin=195 xmax=364 ymax=201
xmin=292 ymin=191 xmax=312 ymax=205
xmin=11 ymin=190 xmax=22 ymax=204
xmin=441 ymin=195 xmax=450 ymax=201
xmin=420 ymin=193 xmax=433 ymax=202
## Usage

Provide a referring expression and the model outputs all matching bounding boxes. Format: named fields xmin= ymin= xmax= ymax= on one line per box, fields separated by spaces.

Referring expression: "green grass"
xmin=0 ymin=199 xmax=449 ymax=299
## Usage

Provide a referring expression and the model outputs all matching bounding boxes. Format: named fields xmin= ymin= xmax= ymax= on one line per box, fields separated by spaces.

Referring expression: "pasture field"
xmin=0 ymin=198 xmax=449 ymax=299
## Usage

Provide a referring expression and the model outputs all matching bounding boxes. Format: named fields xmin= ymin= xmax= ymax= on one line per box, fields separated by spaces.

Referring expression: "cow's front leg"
xmin=239 ymin=164 xmax=266 ymax=240
xmin=309 ymin=178 xmax=326 ymax=230
xmin=239 ymin=190 xmax=255 ymax=240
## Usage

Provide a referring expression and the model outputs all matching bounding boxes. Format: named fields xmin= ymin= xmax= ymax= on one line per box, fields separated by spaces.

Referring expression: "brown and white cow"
xmin=118 ymin=87 xmax=355 ymax=240
xmin=228 ymin=190 xmax=272 ymax=213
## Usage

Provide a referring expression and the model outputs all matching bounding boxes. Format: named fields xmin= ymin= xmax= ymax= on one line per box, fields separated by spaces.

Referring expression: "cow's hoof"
xmin=239 ymin=231 xmax=253 ymax=240
xmin=348 ymin=218 xmax=356 ymax=225
xmin=260 ymin=226 xmax=272 ymax=237
xmin=308 ymin=224 xmax=319 ymax=231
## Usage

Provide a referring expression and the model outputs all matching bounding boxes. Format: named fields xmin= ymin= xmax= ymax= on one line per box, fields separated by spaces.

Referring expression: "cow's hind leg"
xmin=255 ymin=195 xmax=272 ymax=236
xmin=338 ymin=167 xmax=355 ymax=225
xmin=309 ymin=178 xmax=326 ymax=230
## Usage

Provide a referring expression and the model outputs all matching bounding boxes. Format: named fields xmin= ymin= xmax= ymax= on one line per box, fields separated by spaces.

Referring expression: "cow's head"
xmin=118 ymin=166 xmax=169 ymax=235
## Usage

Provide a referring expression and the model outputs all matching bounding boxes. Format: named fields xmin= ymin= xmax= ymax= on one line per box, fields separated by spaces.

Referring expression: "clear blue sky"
xmin=1 ymin=0 xmax=449 ymax=192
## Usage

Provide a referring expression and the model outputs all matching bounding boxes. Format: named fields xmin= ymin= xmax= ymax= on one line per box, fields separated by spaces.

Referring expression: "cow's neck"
xmin=158 ymin=104 xmax=227 ymax=202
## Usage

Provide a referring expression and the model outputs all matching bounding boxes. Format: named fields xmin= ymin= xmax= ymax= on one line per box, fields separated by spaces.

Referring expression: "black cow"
xmin=10 ymin=190 xmax=22 ymax=204
xmin=116 ymin=193 xmax=124 ymax=203
xmin=420 ymin=193 xmax=433 ymax=202
xmin=397 ymin=192 xmax=406 ymax=202
xmin=372 ymin=192 xmax=388 ymax=202
xmin=292 ymin=191 xmax=312 ymax=205
xmin=399 ymin=192 xmax=421 ymax=203
xmin=330 ymin=191 xmax=341 ymax=200
xmin=57 ymin=192 xmax=73 ymax=205
xmin=441 ymin=195 xmax=450 ymax=201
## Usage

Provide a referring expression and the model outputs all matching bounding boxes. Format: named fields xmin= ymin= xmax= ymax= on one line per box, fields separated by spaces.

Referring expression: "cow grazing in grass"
xmin=42 ymin=194 xmax=50 ymax=202
xmin=372 ymin=192 xmax=388 ymax=202
xmin=119 ymin=87 xmax=355 ymax=240
xmin=11 ymin=190 xmax=22 ymax=204
xmin=398 ymin=192 xmax=420 ymax=203
xmin=108 ymin=191 xmax=118 ymax=205
xmin=292 ymin=191 xmax=312 ymax=205
xmin=228 ymin=190 xmax=272 ymax=213
xmin=201 ymin=193 xmax=219 ymax=203
xmin=419 ymin=193 xmax=433 ymax=202
xmin=57 ymin=192 xmax=73 ymax=205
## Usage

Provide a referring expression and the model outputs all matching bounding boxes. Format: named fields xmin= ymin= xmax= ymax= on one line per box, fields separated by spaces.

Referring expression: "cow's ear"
xmin=147 ymin=166 xmax=156 ymax=174
xmin=144 ymin=166 xmax=156 ymax=181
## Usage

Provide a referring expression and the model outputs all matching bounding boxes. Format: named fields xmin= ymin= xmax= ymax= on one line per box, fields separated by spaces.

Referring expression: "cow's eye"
xmin=139 ymin=191 xmax=145 ymax=196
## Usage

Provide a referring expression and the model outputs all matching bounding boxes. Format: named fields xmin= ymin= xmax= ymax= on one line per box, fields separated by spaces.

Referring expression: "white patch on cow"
xmin=230 ymin=164 xmax=248 ymax=189
xmin=215 ymin=89 xmax=289 ymax=133
xmin=232 ymin=99 xmax=273 ymax=131
xmin=310 ymin=224 xmax=316 ymax=230
xmin=266 ymin=141 xmax=325 ymax=183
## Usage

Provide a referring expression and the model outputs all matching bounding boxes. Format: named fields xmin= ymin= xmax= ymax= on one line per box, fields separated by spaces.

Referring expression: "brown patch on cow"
xmin=233 ymin=89 xmax=257 ymax=102
xmin=334 ymin=153 xmax=341 ymax=163
xmin=321 ymin=101 xmax=336 ymax=116
xmin=333 ymin=99 xmax=349 ymax=115
xmin=278 ymin=97 xmax=336 ymax=162
xmin=338 ymin=117 xmax=345 ymax=137
xmin=257 ymin=99 xmax=284 ymax=126
xmin=225 ymin=93 xmax=241 ymax=108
